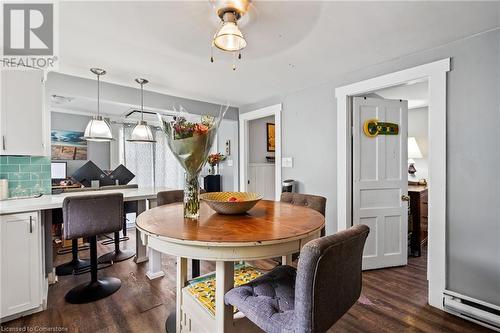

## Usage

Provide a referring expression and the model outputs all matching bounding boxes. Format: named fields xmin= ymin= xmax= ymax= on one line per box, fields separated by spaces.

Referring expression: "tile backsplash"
xmin=0 ymin=156 xmax=52 ymax=197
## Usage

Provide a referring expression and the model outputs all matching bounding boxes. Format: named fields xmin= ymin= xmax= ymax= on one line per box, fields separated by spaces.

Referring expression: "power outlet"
xmin=282 ymin=157 xmax=293 ymax=168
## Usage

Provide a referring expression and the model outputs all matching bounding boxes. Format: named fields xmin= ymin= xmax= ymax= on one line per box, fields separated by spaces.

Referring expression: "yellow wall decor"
xmin=363 ymin=119 xmax=399 ymax=137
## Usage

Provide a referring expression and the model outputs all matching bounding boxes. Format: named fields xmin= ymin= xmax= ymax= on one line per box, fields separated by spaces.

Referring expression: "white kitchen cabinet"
xmin=0 ymin=212 xmax=44 ymax=320
xmin=0 ymin=68 xmax=47 ymax=156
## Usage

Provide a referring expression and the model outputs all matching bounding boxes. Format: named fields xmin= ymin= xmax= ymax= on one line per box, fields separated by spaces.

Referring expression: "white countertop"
xmin=0 ymin=187 xmax=174 ymax=215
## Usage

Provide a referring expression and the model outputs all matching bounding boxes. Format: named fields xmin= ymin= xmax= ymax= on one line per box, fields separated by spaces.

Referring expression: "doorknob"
xmin=401 ymin=194 xmax=410 ymax=202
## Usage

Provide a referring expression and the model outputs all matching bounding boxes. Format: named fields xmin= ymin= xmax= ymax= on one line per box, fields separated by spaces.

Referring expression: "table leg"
xmin=176 ymin=257 xmax=188 ymax=333
xmin=216 ymin=261 xmax=234 ymax=333
xmin=134 ymin=199 xmax=149 ymax=263
xmin=146 ymin=248 xmax=165 ymax=280
xmin=282 ymin=254 xmax=292 ymax=266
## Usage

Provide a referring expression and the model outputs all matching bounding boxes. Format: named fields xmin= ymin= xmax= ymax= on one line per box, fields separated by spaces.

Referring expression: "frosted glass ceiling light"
xmin=213 ymin=14 xmax=247 ymax=52
xmin=127 ymin=78 xmax=156 ymax=143
xmin=210 ymin=1 xmax=250 ymax=70
xmin=84 ymin=68 xmax=114 ymax=142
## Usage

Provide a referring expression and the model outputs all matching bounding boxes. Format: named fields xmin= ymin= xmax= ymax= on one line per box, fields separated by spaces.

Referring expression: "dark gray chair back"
xmin=63 ymin=193 xmax=124 ymax=240
xmin=294 ymin=224 xmax=369 ymax=332
xmin=157 ymin=189 xmax=206 ymax=206
xmin=280 ymin=192 xmax=326 ymax=217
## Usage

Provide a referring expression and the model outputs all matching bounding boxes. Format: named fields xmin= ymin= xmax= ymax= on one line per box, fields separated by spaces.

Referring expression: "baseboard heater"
xmin=444 ymin=290 xmax=500 ymax=332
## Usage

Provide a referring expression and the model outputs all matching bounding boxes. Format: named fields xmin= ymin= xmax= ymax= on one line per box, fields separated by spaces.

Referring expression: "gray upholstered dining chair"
xmin=63 ymin=193 xmax=124 ymax=304
xmin=281 ymin=192 xmax=327 ymax=236
xmin=225 ymin=224 xmax=370 ymax=333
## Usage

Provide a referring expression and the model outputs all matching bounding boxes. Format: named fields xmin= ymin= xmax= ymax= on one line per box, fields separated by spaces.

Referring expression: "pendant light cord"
xmin=97 ymin=73 xmax=100 ymax=117
xmin=141 ymin=82 xmax=144 ymax=121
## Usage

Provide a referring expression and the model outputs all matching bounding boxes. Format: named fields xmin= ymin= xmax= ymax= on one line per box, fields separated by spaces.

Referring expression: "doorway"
xmin=239 ymin=104 xmax=282 ymax=200
xmin=335 ymin=59 xmax=450 ymax=309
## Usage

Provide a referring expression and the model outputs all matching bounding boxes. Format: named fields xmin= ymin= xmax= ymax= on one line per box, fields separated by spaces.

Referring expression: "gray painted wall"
xmin=408 ymin=107 xmax=429 ymax=180
xmin=216 ymin=119 xmax=239 ymax=192
xmin=51 ymin=112 xmax=110 ymax=175
xmin=240 ymin=29 xmax=500 ymax=306
xmin=249 ymin=115 xmax=274 ymax=163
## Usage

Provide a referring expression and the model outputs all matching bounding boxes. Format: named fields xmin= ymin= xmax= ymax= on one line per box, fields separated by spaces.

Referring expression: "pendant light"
xmin=127 ymin=78 xmax=156 ymax=143
xmin=84 ymin=68 xmax=114 ymax=142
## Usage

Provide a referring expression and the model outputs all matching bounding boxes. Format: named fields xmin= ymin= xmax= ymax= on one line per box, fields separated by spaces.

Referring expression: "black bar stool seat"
xmin=62 ymin=193 xmax=124 ymax=304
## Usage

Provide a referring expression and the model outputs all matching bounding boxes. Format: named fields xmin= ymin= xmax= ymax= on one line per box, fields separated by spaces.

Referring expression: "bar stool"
xmin=98 ymin=201 xmax=136 ymax=263
xmin=53 ymin=208 xmax=90 ymax=276
xmin=63 ymin=193 xmax=123 ymax=304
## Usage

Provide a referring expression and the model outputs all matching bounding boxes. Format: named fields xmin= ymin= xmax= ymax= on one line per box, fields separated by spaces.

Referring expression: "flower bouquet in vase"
xmin=158 ymin=106 xmax=229 ymax=219
xmin=207 ymin=153 xmax=226 ymax=175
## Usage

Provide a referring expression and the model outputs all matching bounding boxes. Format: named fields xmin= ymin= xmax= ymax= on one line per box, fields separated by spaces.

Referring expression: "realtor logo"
xmin=3 ymin=3 xmax=53 ymax=56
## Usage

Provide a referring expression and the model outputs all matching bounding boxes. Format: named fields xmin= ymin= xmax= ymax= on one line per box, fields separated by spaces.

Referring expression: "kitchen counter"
xmin=0 ymin=187 xmax=172 ymax=215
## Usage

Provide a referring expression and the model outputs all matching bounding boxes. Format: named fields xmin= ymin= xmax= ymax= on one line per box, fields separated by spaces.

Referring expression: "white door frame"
xmin=335 ymin=58 xmax=450 ymax=310
xmin=239 ymin=104 xmax=282 ymax=200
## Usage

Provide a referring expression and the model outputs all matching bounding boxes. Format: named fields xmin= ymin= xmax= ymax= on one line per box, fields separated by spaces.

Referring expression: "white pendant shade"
xmin=214 ymin=21 xmax=247 ymax=51
xmin=84 ymin=116 xmax=114 ymax=142
xmin=85 ymin=68 xmax=114 ymax=142
xmin=128 ymin=121 xmax=155 ymax=143
xmin=408 ymin=137 xmax=423 ymax=159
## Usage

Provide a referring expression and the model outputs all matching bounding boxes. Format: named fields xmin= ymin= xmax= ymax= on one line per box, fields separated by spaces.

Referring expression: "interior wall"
xmin=216 ymin=119 xmax=239 ymax=192
xmin=50 ymin=112 xmax=110 ymax=175
xmin=408 ymin=107 xmax=429 ymax=180
xmin=249 ymin=115 xmax=274 ymax=163
xmin=240 ymin=29 xmax=500 ymax=306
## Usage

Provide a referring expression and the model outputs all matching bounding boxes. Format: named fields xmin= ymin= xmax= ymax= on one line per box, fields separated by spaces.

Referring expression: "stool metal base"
xmin=65 ymin=277 xmax=121 ymax=304
xmin=97 ymin=249 xmax=135 ymax=264
xmin=55 ymin=258 xmax=90 ymax=276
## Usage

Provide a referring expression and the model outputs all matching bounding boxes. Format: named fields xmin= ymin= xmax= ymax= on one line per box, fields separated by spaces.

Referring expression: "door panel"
xmin=352 ymin=97 xmax=408 ymax=270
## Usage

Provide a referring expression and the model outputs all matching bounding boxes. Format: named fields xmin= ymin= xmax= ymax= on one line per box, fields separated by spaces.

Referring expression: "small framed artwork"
xmin=266 ymin=123 xmax=275 ymax=152
xmin=51 ymin=130 xmax=88 ymax=160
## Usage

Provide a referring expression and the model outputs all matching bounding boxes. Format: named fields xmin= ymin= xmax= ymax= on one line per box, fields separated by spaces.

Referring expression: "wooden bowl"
xmin=200 ymin=192 xmax=263 ymax=215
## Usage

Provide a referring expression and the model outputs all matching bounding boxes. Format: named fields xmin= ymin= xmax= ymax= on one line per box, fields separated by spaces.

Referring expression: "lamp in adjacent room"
xmin=127 ymin=78 xmax=156 ymax=143
xmin=84 ymin=68 xmax=114 ymax=142
xmin=408 ymin=137 xmax=423 ymax=174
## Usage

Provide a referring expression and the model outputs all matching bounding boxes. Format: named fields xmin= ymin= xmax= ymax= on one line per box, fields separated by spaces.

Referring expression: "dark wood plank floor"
xmin=2 ymin=232 xmax=492 ymax=333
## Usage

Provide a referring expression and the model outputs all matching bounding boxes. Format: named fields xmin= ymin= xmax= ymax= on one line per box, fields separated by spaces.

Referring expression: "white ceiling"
xmin=375 ymin=81 xmax=428 ymax=109
xmin=57 ymin=1 xmax=500 ymax=107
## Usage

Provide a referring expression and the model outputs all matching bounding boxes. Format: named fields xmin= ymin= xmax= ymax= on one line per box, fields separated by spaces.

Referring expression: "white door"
xmin=352 ymin=97 xmax=408 ymax=270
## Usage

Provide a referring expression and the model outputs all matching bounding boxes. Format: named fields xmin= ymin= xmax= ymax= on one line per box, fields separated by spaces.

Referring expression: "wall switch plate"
xmin=282 ymin=157 xmax=293 ymax=168
xmin=227 ymin=160 xmax=233 ymax=167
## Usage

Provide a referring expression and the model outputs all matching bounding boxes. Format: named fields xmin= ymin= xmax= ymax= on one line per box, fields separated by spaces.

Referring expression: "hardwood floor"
xmin=2 ymin=232 xmax=493 ymax=333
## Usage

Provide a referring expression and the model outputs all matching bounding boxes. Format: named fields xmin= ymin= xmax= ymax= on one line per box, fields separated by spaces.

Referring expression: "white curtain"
xmin=121 ymin=125 xmax=184 ymax=189
xmin=153 ymin=127 xmax=184 ymax=189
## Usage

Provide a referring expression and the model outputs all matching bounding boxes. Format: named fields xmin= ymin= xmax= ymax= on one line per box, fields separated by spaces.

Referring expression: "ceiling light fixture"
xmin=210 ymin=0 xmax=250 ymax=70
xmin=127 ymin=78 xmax=156 ymax=143
xmin=84 ymin=68 xmax=114 ymax=142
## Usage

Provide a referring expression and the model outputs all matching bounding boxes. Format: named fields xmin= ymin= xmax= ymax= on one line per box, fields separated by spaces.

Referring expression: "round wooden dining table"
xmin=136 ymin=200 xmax=325 ymax=333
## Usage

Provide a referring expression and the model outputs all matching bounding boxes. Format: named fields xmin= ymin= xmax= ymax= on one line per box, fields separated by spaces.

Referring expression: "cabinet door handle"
xmin=2 ymin=136 xmax=5 ymax=150
xmin=29 ymin=216 xmax=33 ymax=233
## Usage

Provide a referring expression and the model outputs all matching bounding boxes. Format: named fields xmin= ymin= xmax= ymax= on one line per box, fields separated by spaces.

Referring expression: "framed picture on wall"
xmin=51 ymin=130 xmax=88 ymax=160
xmin=266 ymin=123 xmax=275 ymax=152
